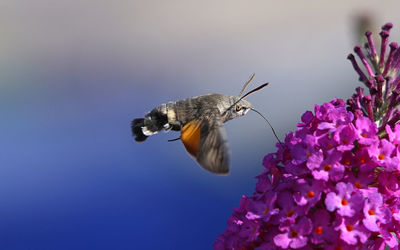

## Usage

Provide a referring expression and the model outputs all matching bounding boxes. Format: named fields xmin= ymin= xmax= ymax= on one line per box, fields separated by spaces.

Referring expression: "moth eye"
xmin=235 ymin=105 xmax=242 ymax=112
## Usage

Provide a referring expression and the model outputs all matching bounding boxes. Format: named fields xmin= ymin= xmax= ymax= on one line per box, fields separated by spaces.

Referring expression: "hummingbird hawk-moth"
xmin=131 ymin=74 xmax=270 ymax=174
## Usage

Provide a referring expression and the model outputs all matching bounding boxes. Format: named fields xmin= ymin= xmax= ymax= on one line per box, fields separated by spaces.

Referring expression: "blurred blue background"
xmin=1 ymin=1 xmax=400 ymax=249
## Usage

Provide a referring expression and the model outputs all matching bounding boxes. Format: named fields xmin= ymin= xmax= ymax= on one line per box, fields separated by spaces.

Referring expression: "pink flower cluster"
xmin=215 ymin=23 xmax=400 ymax=249
xmin=215 ymin=99 xmax=400 ymax=249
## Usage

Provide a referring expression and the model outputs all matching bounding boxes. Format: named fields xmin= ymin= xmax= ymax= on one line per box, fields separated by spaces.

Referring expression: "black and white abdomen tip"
xmin=131 ymin=118 xmax=148 ymax=142
xmin=131 ymin=104 xmax=171 ymax=142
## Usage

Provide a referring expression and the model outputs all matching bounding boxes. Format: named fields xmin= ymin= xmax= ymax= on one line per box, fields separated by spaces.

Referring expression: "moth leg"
xmin=167 ymin=137 xmax=181 ymax=142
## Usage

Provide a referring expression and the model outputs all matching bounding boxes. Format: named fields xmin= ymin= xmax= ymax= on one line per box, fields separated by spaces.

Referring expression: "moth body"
xmin=131 ymin=93 xmax=252 ymax=174
xmin=132 ymin=94 xmax=251 ymax=140
xmin=131 ymin=74 xmax=268 ymax=174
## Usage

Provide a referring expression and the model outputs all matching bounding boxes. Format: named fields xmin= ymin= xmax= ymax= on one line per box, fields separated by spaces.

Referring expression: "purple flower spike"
xmin=383 ymin=42 xmax=398 ymax=76
xmin=354 ymin=45 xmax=375 ymax=78
xmin=347 ymin=54 xmax=369 ymax=85
xmin=387 ymin=109 xmax=400 ymax=127
xmin=362 ymin=95 xmax=374 ymax=121
xmin=375 ymin=75 xmax=385 ymax=102
xmin=379 ymin=30 xmax=390 ymax=68
xmin=390 ymin=47 xmax=400 ymax=72
xmin=216 ymin=23 xmax=400 ymax=249
xmin=366 ymin=31 xmax=378 ymax=62
xmin=347 ymin=24 xmax=400 ymax=130
xmin=382 ymin=22 xmax=393 ymax=31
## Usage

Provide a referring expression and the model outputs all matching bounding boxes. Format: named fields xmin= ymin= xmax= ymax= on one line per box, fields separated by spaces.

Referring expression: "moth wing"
xmin=197 ymin=118 xmax=230 ymax=174
xmin=180 ymin=119 xmax=202 ymax=158
xmin=181 ymin=118 xmax=230 ymax=174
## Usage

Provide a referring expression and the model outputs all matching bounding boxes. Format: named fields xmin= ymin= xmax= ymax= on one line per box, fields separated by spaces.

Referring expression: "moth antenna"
xmin=240 ymin=82 xmax=269 ymax=100
xmin=222 ymin=82 xmax=269 ymax=116
xmin=239 ymin=73 xmax=255 ymax=97
xmin=250 ymin=108 xmax=283 ymax=146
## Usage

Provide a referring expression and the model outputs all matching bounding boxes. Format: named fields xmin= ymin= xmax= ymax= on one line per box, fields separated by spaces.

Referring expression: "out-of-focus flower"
xmin=214 ymin=23 xmax=400 ymax=249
